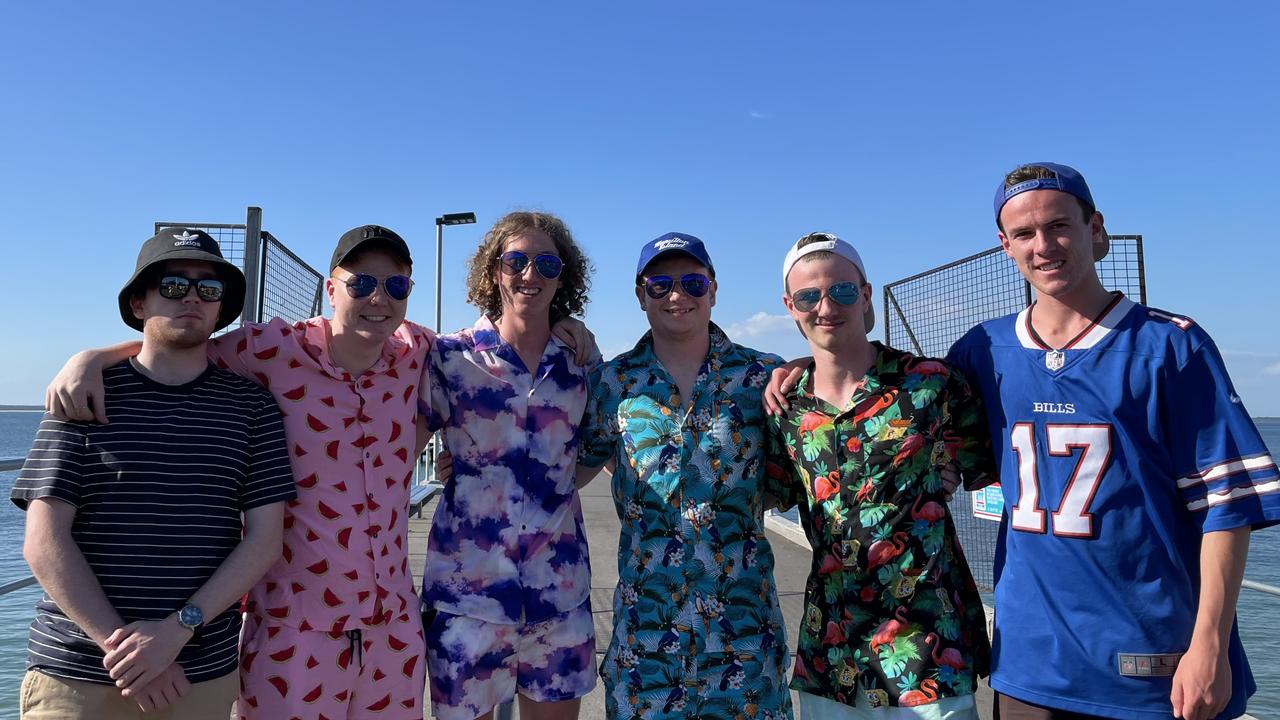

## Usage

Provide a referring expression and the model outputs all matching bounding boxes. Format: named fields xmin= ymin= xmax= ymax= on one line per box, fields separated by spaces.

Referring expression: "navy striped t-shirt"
xmin=11 ymin=360 xmax=296 ymax=684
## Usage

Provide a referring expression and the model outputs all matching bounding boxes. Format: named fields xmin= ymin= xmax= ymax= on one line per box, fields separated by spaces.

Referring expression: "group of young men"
xmin=12 ymin=161 xmax=1278 ymax=720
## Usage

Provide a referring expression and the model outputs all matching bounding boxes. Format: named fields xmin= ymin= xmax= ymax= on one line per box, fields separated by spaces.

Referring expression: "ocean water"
xmin=0 ymin=412 xmax=1278 ymax=717
xmin=0 ymin=411 xmax=45 ymax=718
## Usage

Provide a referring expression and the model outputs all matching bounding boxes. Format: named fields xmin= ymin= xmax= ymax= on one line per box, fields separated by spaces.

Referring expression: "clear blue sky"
xmin=2 ymin=1 xmax=1278 ymax=414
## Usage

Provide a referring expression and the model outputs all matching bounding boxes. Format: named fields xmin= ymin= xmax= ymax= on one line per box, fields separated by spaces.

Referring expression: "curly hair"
xmin=465 ymin=211 xmax=592 ymax=324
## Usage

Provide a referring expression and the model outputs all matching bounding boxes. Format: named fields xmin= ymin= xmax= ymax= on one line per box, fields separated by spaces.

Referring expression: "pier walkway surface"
xmin=407 ymin=472 xmax=997 ymax=719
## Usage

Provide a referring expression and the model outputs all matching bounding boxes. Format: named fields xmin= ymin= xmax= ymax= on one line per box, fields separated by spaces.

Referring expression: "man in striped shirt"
xmin=12 ymin=228 xmax=295 ymax=719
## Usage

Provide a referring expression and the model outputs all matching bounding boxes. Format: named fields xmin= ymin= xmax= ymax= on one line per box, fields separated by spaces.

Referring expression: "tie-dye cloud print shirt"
xmin=420 ymin=315 xmax=598 ymax=624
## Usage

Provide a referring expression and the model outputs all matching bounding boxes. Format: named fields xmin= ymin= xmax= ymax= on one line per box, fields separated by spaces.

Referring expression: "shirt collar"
xmin=470 ymin=313 xmax=573 ymax=356
xmin=472 ymin=315 xmax=504 ymax=352
xmin=786 ymin=341 xmax=891 ymax=406
xmin=620 ymin=322 xmax=731 ymax=370
xmin=301 ymin=317 xmax=410 ymax=381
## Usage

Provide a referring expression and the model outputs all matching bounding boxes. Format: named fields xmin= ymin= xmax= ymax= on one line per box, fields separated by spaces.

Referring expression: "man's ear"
xmin=997 ymin=231 xmax=1013 ymax=259
xmin=1090 ymin=211 xmax=1110 ymax=261
xmin=130 ymin=294 xmax=146 ymax=323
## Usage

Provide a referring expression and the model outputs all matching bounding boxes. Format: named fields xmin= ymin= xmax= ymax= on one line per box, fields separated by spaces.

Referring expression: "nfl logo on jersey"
xmin=1045 ymin=349 xmax=1065 ymax=371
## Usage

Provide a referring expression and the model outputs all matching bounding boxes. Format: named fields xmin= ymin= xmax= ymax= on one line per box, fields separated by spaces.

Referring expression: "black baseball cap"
xmin=117 ymin=228 xmax=246 ymax=332
xmin=330 ymin=225 xmax=412 ymax=272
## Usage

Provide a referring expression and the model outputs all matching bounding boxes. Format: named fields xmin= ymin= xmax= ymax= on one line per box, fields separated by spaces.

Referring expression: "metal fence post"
xmin=243 ymin=206 xmax=263 ymax=323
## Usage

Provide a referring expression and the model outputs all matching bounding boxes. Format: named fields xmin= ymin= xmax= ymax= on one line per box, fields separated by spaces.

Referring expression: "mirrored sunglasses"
xmin=157 ymin=275 xmax=225 ymax=302
xmin=640 ymin=273 xmax=712 ymax=299
xmin=339 ymin=273 xmax=413 ymax=300
xmin=499 ymin=251 xmax=563 ymax=279
xmin=790 ymin=281 xmax=863 ymax=312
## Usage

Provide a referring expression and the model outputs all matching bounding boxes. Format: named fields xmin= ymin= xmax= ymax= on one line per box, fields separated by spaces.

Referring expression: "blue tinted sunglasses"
xmin=790 ymin=281 xmax=862 ymax=312
xmin=338 ymin=273 xmax=414 ymax=300
xmin=640 ymin=273 xmax=712 ymax=299
xmin=499 ymin=251 xmax=563 ymax=279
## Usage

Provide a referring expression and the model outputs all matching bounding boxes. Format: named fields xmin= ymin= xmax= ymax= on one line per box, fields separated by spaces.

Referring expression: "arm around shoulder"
xmin=46 ymin=341 xmax=142 ymax=422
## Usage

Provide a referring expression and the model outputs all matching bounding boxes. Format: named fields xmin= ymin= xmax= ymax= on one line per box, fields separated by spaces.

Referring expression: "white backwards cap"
xmin=781 ymin=232 xmax=875 ymax=333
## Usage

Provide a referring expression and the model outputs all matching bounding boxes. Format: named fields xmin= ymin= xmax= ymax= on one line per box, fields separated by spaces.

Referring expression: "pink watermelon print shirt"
xmin=420 ymin=315 xmax=598 ymax=624
xmin=210 ymin=316 xmax=434 ymax=633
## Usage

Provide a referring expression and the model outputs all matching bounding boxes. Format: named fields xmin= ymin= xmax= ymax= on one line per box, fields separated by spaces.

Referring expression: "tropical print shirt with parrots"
xmin=765 ymin=343 xmax=993 ymax=709
xmin=580 ymin=324 xmax=793 ymax=720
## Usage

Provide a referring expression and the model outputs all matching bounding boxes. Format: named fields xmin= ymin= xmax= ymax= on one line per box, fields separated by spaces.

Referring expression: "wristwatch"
xmin=177 ymin=603 xmax=204 ymax=631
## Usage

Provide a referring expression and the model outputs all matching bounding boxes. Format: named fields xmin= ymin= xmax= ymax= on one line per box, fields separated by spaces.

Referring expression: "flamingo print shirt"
xmin=580 ymin=325 xmax=794 ymax=719
xmin=209 ymin=317 xmax=435 ymax=633
xmin=765 ymin=343 xmax=993 ymax=709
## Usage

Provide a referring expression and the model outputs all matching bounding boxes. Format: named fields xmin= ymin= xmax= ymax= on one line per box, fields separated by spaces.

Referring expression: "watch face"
xmin=179 ymin=604 xmax=203 ymax=628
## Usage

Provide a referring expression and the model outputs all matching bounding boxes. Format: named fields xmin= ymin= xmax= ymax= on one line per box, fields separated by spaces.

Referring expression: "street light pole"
xmin=434 ymin=222 xmax=443 ymax=333
xmin=433 ymin=212 xmax=477 ymax=332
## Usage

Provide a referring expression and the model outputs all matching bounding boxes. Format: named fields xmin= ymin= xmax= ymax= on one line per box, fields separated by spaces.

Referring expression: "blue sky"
xmin=2 ymin=2 xmax=1278 ymax=414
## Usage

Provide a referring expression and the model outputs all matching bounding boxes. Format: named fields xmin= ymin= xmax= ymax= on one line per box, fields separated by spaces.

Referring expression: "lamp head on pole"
xmin=436 ymin=212 xmax=477 ymax=227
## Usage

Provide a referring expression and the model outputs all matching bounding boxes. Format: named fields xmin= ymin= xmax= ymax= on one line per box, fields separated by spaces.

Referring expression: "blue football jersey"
xmin=947 ymin=294 xmax=1279 ymax=719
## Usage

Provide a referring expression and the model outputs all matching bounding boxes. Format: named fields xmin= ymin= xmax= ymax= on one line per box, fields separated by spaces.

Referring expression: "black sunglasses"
xmin=337 ymin=273 xmax=414 ymax=300
xmin=639 ymin=273 xmax=712 ymax=299
xmin=499 ymin=251 xmax=563 ymax=280
xmin=789 ymin=281 xmax=863 ymax=312
xmin=156 ymin=275 xmax=225 ymax=302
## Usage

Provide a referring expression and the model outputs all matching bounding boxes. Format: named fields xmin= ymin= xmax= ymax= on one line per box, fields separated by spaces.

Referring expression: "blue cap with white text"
xmin=635 ymin=232 xmax=715 ymax=279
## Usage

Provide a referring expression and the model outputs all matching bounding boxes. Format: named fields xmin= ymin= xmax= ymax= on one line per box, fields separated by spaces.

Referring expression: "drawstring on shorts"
xmin=345 ymin=629 xmax=364 ymax=668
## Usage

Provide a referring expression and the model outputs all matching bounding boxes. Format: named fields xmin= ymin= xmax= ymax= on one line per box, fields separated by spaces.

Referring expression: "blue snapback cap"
xmin=635 ymin=232 xmax=715 ymax=279
xmin=994 ymin=162 xmax=1096 ymax=224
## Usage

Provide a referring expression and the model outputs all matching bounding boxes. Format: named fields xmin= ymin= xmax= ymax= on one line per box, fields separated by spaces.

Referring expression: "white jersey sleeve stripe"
xmin=1176 ymin=453 xmax=1277 ymax=489
xmin=1185 ymin=478 xmax=1280 ymax=512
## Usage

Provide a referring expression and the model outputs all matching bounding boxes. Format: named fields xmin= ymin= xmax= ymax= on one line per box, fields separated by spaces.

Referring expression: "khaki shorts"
xmin=19 ymin=668 xmax=237 ymax=720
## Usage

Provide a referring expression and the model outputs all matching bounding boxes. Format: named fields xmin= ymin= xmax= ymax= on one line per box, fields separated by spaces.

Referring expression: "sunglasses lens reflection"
xmin=158 ymin=277 xmax=190 ymax=299
xmin=385 ymin=275 xmax=413 ymax=300
xmin=500 ymin=253 xmax=530 ymax=276
xmin=681 ymin=275 xmax=709 ymax=297
xmin=645 ymin=276 xmax=674 ymax=299
xmin=792 ymin=288 xmax=821 ymax=312
xmin=533 ymin=255 xmax=563 ymax=279
xmin=195 ymin=280 xmax=225 ymax=302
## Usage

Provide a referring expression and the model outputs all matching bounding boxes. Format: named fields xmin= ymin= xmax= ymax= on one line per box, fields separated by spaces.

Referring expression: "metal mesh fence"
xmin=883 ymin=235 xmax=1145 ymax=590
xmin=153 ymin=216 xmax=323 ymax=329
xmin=259 ymin=232 xmax=324 ymax=323
xmin=153 ymin=222 xmax=247 ymax=270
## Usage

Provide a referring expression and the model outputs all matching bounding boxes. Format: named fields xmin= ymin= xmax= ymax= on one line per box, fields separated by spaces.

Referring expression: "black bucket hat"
xmin=117 ymin=228 xmax=247 ymax=332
